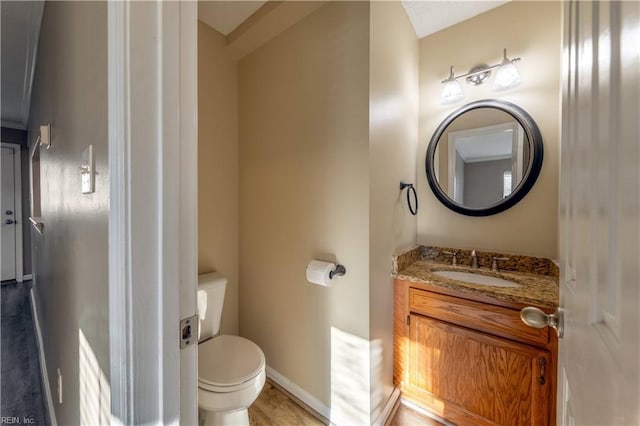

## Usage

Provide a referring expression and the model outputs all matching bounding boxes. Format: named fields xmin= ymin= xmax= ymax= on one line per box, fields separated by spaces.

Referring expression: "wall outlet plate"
xmin=80 ymin=145 xmax=95 ymax=194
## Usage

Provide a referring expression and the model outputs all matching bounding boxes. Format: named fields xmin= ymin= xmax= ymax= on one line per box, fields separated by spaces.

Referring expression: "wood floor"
xmin=249 ymin=380 xmax=444 ymax=426
xmin=249 ymin=381 xmax=325 ymax=425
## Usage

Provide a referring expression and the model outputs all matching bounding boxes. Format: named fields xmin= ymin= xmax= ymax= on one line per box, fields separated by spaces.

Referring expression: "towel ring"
xmin=400 ymin=182 xmax=418 ymax=216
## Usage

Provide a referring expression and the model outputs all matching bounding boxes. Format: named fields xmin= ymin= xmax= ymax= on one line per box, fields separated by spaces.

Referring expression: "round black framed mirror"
xmin=425 ymin=99 xmax=543 ymax=216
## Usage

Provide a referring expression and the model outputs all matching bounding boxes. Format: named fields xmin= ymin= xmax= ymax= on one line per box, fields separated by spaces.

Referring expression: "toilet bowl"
xmin=198 ymin=335 xmax=266 ymax=426
xmin=197 ymin=273 xmax=266 ymax=426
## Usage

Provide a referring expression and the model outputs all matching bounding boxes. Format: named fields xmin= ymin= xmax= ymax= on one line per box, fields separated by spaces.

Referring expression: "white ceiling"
xmin=1 ymin=1 xmax=44 ymax=130
xmin=198 ymin=1 xmax=266 ymax=36
xmin=401 ymin=1 xmax=510 ymax=39
xmin=455 ymin=128 xmax=513 ymax=163
xmin=198 ymin=1 xmax=510 ymax=41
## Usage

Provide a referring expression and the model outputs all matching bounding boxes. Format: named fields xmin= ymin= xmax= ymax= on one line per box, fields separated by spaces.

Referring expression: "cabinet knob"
xmin=520 ymin=306 xmax=564 ymax=338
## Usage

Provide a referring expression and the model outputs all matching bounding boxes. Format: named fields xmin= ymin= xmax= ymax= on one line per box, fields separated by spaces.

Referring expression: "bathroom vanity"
xmin=393 ymin=246 xmax=559 ymax=426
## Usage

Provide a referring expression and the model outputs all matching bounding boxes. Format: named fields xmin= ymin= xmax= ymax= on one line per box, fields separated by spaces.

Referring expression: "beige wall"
xmin=238 ymin=1 xmax=370 ymax=412
xmin=205 ymin=1 xmax=557 ymax=419
xmin=369 ymin=1 xmax=418 ymax=421
xmin=417 ymin=1 xmax=562 ymax=258
xmin=198 ymin=21 xmax=240 ymax=335
xmin=28 ymin=2 xmax=110 ymax=425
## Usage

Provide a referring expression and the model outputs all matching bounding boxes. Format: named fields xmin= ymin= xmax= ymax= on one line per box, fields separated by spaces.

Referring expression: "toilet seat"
xmin=198 ymin=335 xmax=265 ymax=393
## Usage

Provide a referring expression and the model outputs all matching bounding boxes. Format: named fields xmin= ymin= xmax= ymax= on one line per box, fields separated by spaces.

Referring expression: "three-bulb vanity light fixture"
xmin=441 ymin=48 xmax=522 ymax=104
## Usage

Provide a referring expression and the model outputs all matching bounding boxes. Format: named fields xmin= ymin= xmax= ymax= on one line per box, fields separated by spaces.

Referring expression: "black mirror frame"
xmin=425 ymin=99 xmax=544 ymax=217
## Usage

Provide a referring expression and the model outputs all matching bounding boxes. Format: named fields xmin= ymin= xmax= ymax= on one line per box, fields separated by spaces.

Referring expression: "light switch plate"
xmin=80 ymin=145 xmax=95 ymax=194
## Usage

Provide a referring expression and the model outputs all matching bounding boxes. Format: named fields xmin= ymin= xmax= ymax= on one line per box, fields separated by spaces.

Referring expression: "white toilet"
xmin=198 ymin=272 xmax=266 ymax=426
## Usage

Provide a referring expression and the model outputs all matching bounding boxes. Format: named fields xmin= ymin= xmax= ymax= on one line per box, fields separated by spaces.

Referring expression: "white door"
xmin=558 ymin=1 xmax=639 ymax=424
xmin=1 ymin=146 xmax=17 ymax=281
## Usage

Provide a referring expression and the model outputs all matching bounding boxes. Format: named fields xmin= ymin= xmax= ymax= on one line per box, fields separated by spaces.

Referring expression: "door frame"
xmin=0 ymin=142 xmax=24 ymax=283
xmin=107 ymin=2 xmax=198 ymax=424
xmin=446 ymin=121 xmax=516 ymax=204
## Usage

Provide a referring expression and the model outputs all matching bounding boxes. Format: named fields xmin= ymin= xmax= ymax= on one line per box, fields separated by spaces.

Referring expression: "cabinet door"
xmin=408 ymin=314 xmax=550 ymax=426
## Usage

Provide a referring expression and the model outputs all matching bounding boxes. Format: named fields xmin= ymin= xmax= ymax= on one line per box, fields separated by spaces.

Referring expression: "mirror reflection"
xmin=433 ymin=108 xmax=529 ymax=209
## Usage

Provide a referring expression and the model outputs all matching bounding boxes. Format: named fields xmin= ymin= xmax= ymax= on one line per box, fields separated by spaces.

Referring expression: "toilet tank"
xmin=197 ymin=272 xmax=227 ymax=341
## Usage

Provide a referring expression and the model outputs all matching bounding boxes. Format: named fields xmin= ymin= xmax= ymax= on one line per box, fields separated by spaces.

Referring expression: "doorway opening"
xmin=1 ymin=142 xmax=24 ymax=283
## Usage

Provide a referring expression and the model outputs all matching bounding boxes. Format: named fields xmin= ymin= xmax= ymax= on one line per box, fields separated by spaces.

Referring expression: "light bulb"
xmin=493 ymin=62 xmax=521 ymax=90
xmin=441 ymin=67 xmax=464 ymax=104
xmin=441 ymin=80 xmax=464 ymax=104
xmin=493 ymin=48 xmax=522 ymax=91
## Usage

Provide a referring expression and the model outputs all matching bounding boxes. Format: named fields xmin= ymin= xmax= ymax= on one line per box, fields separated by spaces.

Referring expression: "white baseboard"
xmin=266 ymin=365 xmax=331 ymax=421
xmin=23 ymin=274 xmax=33 ymax=281
xmin=30 ymin=289 xmax=57 ymax=426
xmin=265 ymin=366 xmax=402 ymax=426
xmin=375 ymin=387 xmax=401 ymax=426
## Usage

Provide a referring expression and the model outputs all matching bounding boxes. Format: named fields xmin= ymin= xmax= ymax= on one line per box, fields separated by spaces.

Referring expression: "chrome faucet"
xmin=443 ymin=250 xmax=458 ymax=266
xmin=491 ymin=256 xmax=510 ymax=271
xmin=470 ymin=249 xmax=478 ymax=268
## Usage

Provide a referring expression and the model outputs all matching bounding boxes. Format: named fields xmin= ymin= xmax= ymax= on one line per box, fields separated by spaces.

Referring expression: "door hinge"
xmin=180 ymin=315 xmax=198 ymax=349
xmin=407 ymin=315 xmax=410 ymax=326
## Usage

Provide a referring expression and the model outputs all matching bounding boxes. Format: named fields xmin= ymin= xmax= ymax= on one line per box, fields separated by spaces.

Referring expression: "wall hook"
xmin=400 ymin=181 xmax=418 ymax=216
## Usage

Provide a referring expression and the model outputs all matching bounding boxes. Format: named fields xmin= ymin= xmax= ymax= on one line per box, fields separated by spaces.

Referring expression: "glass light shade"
xmin=441 ymin=79 xmax=464 ymax=104
xmin=493 ymin=62 xmax=522 ymax=91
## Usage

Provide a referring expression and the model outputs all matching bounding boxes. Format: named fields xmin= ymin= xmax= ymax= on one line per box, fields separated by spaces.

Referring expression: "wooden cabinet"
xmin=394 ymin=279 xmax=557 ymax=426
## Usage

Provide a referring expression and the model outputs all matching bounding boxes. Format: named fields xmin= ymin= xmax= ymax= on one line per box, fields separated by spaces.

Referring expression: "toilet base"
xmin=200 ymin=408 xmax=249 ymax=426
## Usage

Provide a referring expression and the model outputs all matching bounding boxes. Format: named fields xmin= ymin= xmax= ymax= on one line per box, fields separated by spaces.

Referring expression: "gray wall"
xmin=27 ymin=2 xmax=110 ymax=424
xmin=463 ymin=158 xmax=511 ymax=208
xmin=1 ymin=127 xmax=27 ymax=147
xmin=1 ymin=127 xmax=31 ymax=274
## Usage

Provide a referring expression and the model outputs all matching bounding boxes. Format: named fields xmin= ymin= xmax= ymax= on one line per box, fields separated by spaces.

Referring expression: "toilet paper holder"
xmin=329 ymin=264 xmax=347 ymax=279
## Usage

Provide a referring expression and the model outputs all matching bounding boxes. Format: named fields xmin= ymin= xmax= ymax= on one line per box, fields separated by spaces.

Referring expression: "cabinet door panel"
xmin=409 ymin=314 xmax=550 ymax=425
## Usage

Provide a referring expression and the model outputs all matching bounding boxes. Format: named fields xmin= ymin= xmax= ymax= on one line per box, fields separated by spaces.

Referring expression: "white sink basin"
xmin=432 ymin=270 xmax=521 ymax=288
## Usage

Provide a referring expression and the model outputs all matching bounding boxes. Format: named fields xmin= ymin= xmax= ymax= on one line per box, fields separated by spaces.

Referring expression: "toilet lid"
xmin=198 ymin=335 xmax=265 ymax=387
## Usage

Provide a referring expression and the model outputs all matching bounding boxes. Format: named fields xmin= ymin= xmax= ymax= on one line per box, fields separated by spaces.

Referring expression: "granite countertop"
xmin=393 ymin=248 xmax=559 ymax=309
